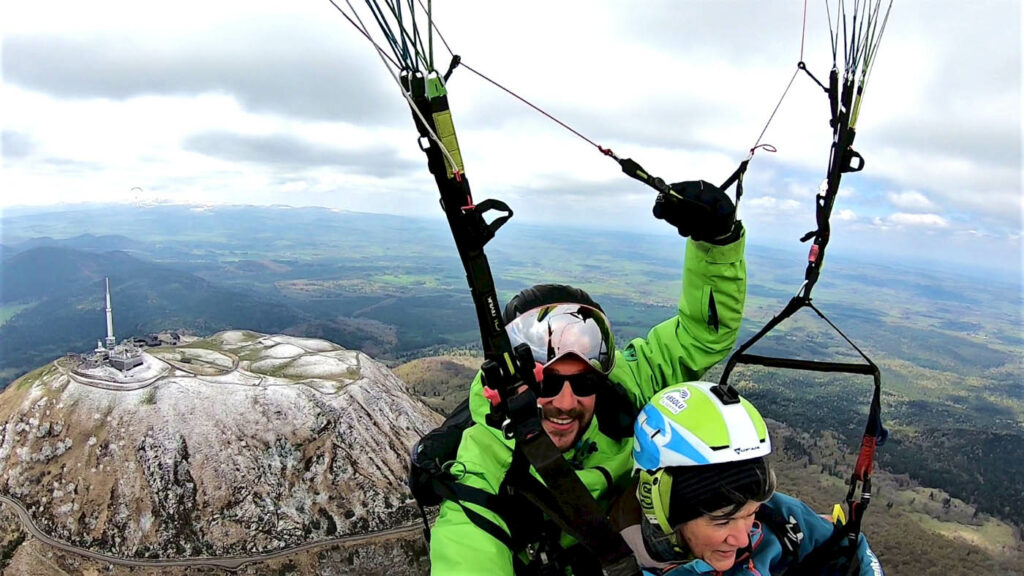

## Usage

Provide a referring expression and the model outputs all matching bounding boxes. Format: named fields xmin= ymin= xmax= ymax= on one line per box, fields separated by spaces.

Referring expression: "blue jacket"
xmin=648 ymin=493 xmax=883 ymax=576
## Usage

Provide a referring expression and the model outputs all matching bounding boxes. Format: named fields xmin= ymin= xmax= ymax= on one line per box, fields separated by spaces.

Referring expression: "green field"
xmin=0 ymin=303 xmax=34 ymax=327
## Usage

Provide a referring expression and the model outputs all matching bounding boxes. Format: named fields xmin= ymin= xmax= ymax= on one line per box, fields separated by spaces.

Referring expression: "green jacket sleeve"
xmin=611 ymin=230 xmax=746 ymax=406
xmin=429 ymin=422 xmax=518 ymax=575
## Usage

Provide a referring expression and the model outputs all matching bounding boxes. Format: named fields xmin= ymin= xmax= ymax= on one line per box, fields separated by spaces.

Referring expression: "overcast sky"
xmin=2 ymin=1 xmax=1021 ymax=280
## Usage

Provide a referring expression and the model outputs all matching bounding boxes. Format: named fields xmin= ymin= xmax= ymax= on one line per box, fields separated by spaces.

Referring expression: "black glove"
xmin=653 ymin=180 xmax=739 ymax=243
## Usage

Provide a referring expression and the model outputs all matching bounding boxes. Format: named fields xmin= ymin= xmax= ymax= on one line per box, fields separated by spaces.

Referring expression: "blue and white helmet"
xmin=633 ymin=382 xmax=773 ymax=535
xmin=633 ymin=381 xmax=771 ymax=472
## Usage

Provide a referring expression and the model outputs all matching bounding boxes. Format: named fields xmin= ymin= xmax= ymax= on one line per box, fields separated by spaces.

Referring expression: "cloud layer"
xmin=2 ymin=0 xmax=1020 ymax=274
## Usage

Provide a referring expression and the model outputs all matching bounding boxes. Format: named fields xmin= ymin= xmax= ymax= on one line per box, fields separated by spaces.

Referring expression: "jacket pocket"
xmin=702 ymin=286 xmax=720 ymax=333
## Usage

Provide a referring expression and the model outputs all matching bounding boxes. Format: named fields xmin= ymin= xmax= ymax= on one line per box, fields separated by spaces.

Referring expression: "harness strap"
xmin=755 ymin=496 xmax=865 ymax=576
xmin=429 ymin=477 xmax=516 ymax=550
xmin=779 ymin=520 xmax=857 ymax=576
xmin=718 ymin=158 xmax=750 ymax=208
xmin=514 ymin=437 xmax=641 ymax=573
xmin=717 ymin=295 xmax=887 ymax=548
xmin=754 ymin=506 xmax=803 ymax=566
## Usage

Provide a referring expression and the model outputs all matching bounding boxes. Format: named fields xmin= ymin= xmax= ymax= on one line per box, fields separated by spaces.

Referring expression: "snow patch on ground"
xmin=265 ymin=334 xmax=340 ymax=352
xmin=275 ymin=355 xmax=357 ymax=379
xmin=321 ymin=350 xmax=361 ymax=367
xmin=213 ymin=330 xmax=258 ymax=346
xmin=260 ymin=343 xmax=307 ymax=359
xmin=177 ymin=348 xmax=234 ymax=368
xmin=248 ymin=357 xmax=292 ymax=374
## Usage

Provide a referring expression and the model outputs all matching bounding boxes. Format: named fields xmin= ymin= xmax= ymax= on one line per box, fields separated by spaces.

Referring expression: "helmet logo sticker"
xmin=637 ymin=478 xmax=658 ymax=524
xmin=658 ymin=388 xmax=691 ymax=415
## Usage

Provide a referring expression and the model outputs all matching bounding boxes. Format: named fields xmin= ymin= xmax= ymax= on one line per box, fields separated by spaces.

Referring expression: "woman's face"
xmin=678 ymin=501 xmax=760 ymax=572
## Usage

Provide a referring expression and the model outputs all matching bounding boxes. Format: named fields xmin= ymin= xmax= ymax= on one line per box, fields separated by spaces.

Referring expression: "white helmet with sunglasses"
xmin=503 ymin=284 xmax=614 ymax=398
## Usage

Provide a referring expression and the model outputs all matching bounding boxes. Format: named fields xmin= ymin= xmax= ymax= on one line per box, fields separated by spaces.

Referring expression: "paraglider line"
xmin=329 ymin=0 xmax=461 ymax=171
xmin=458 ymin=61 xmax=608 ymax=154
xmin=800 ymin=0 xmax=810 ymax=60
xmin=415 ymin=0 xmax=455 ymax=57
xmin=750 ymin=66 xmax=799 ymax=152
xmin=410 ymin=0 xmax=613 ymax=158
xmin=327 ymin=0 xmax=401 ymax=69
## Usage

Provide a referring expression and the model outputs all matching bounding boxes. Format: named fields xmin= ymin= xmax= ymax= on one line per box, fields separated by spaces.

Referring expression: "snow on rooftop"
xmin=75 ymin=353 xmax=168 ymax=387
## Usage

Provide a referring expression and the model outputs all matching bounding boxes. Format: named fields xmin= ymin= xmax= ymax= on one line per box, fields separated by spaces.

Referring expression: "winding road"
xmin=0 ymin=494 xmax=426 ymax=572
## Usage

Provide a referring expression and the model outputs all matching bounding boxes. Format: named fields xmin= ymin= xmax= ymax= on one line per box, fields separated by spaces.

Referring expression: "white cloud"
xmin=887 ymin=190 xmax=936 ymax=211
xmin=0 ymin=0 xmax=1019 ymax=276
xmin=884 ymin=213 xmax=950 ymax=228
xmin=744 ymin=196 xmax=803 ymax=214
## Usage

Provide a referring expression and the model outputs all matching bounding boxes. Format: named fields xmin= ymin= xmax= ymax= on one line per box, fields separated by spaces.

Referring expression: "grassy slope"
xmin=392 ymin=355 xmax=481 ymax=415
xmin=764 ymin=422 xmax=1023 ymax=576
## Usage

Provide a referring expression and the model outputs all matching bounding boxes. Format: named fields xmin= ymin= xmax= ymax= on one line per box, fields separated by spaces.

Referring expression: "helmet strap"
xmin=637 ymin=469 xmax=676 ymax=535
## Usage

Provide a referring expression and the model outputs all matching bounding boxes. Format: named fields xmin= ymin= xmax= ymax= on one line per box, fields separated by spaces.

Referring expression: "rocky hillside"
xmin=0 ymin=331 xmax=443 ymax=560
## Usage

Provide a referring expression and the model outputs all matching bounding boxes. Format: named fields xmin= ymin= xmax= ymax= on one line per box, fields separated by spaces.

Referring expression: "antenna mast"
xmin=104 ymin=278 xmax=116 ymax=349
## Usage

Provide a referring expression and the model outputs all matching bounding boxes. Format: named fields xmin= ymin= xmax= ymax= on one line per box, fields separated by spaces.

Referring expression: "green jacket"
xmin=429 ymin=233 xmax=747 ymax=575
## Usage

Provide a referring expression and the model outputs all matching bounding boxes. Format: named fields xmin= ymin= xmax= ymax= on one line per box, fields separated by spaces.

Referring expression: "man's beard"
xmin=541 ymin=405 xmax=592 ymax=449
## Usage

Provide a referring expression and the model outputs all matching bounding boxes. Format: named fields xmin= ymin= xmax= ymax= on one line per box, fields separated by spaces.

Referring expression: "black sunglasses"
xmin=537 ymin=371 xmax=606 ymax=398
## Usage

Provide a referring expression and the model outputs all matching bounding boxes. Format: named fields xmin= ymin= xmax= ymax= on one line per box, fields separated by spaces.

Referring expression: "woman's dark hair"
xmin=666 ymin=456 xmax=777 ymax=527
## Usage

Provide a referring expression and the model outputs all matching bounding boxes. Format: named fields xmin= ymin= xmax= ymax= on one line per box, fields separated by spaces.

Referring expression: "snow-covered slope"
xmin=0 ymin=331 xmax=444 ymax=558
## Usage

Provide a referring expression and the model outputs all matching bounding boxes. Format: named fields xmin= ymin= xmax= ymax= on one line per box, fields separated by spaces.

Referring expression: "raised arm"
xmin=611 ymin=227 xmax=747 ymax=405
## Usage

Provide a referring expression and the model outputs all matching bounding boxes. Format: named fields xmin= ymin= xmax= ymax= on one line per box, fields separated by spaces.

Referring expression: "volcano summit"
xmin=0 ymin=330 xmax=443 ymax=562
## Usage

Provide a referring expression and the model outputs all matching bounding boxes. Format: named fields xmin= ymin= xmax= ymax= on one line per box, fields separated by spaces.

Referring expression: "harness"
xmin=410 ymin=384 xmax=638 ymax=575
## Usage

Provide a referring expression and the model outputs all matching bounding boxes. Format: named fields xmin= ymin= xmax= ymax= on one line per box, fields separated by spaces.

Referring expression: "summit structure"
xmin=104 ymin=277 xmax=116 ymax=349
xmin=85 ymin=278 xmax=143 ymax=372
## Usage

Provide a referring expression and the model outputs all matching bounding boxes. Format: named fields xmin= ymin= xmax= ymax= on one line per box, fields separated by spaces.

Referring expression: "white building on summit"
xmin=94 ymin=277 xmax=143 ymax=372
